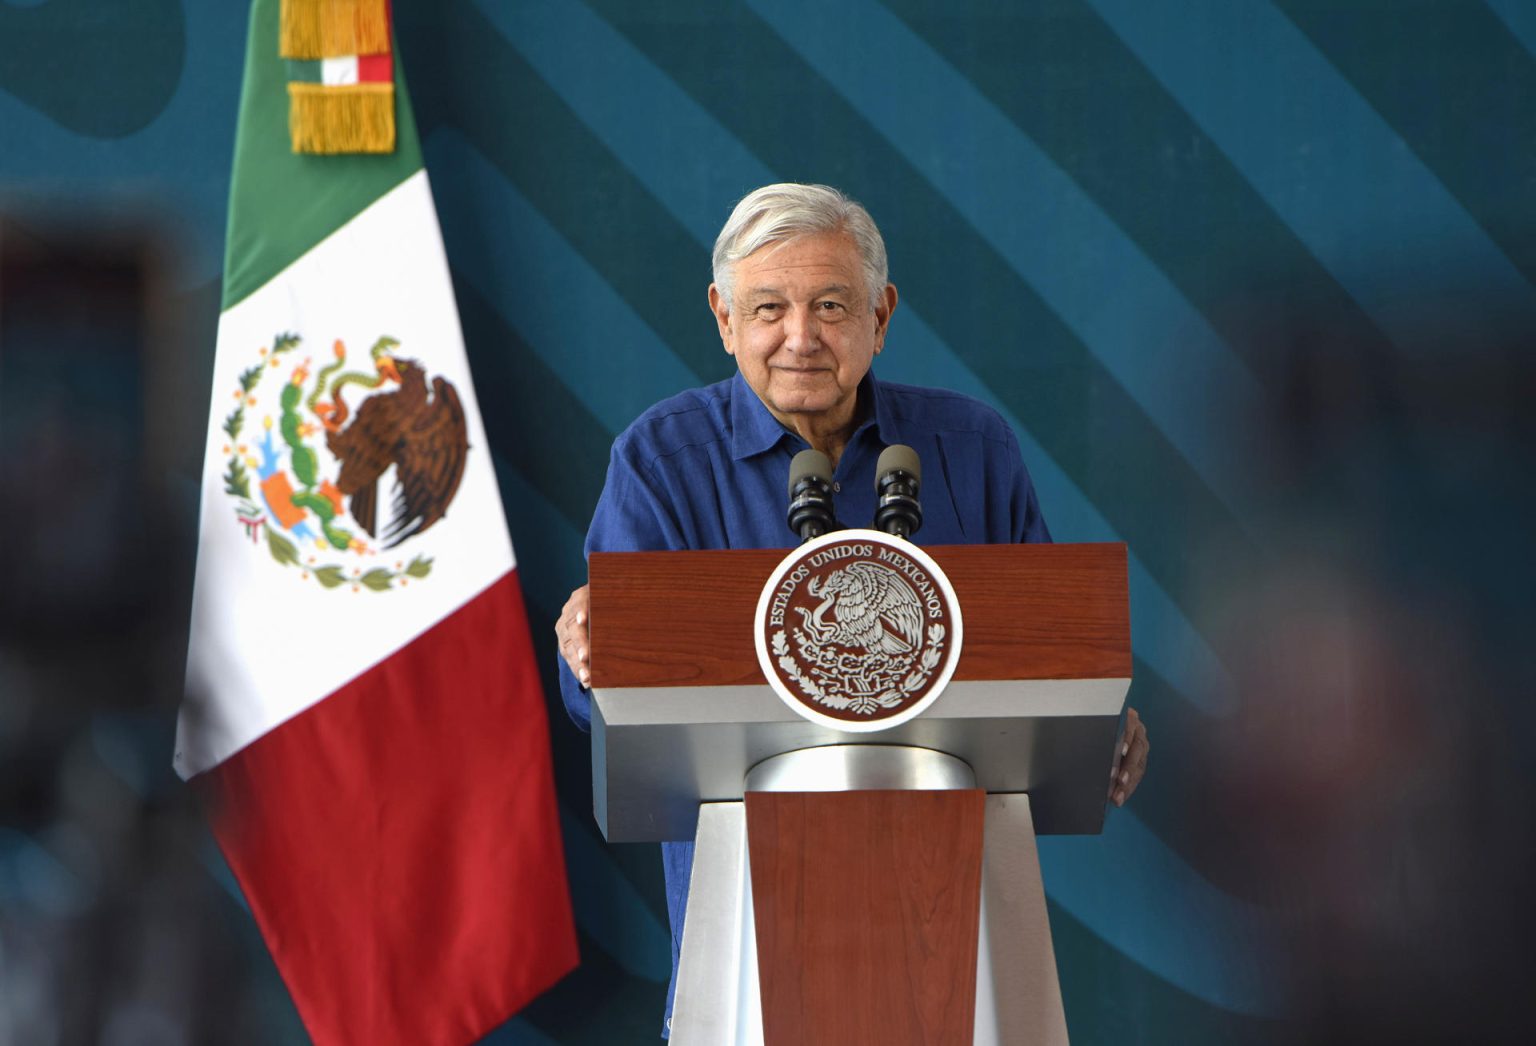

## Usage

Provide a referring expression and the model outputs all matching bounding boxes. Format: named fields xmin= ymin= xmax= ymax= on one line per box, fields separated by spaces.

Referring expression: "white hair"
xmin=711 ymin=183 xmax=889 ymax=310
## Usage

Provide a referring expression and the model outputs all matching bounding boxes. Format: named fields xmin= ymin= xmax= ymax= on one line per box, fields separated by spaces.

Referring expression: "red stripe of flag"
xmin=358 ymin=51 xmax=392 ymax=83
xmin=197 ymin=570 xmax=577 ymax=1045
xmin=358 ymin=0 xmax=393 ymax=82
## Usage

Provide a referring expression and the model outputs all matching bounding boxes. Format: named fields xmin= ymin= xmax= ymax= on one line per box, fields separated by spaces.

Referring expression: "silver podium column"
xmin=668 ymin=745 xmax=1068 ymax=1046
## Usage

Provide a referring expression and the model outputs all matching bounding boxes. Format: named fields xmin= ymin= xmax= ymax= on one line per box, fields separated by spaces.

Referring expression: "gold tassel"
xmin=288 ymin=83 xmax=395 ymax=154
xmin=319 ymin=0 xmax=359 ymax=56
xmin=352 ymin=0 xmax=390 ymax=56
xmin=279 ymin=0 xmax=323 ymax=59
xmin=281 ymin=0 xmax=390 ymax=60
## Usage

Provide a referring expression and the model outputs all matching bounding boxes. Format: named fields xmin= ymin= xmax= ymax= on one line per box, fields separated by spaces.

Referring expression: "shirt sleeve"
xmin=556 ymin=434 xmax=689 ymax=732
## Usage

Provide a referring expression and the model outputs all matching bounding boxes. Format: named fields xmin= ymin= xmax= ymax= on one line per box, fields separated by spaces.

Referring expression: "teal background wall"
xmin=3 ymin=2 xmax=1533 ymax=1043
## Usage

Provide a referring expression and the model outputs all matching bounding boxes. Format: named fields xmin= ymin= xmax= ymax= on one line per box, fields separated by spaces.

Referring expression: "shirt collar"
xmin=728 ymin=368 xmax=901 ymax=461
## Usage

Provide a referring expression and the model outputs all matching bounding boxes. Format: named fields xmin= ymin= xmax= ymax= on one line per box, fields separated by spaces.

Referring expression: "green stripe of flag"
xmin=285 ymin=58 xmax=322 ymax=83
xmin=222 ymin=0 xmax=420 ymax=310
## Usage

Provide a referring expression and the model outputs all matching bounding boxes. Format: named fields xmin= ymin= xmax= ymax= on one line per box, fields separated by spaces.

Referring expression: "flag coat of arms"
xmin=177 ymin=2 xmax=577 ymax=1042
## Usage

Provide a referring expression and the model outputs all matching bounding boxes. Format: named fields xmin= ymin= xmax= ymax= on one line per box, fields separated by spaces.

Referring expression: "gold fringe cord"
xmin=351 ymin=0 xmax=390 ymax=55
xmin=279 ymin=0 xmax=323 ymax=58
xmin=288 ymin=82 xmax=395 ymax=154
xmin=281 ymin=0 xmax=390 ymax=60
xmin=318 ymin=0 xmax=359 ymax=57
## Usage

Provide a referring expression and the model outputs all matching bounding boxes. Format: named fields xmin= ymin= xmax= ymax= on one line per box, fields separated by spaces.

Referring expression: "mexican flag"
xmin=177 ymin=2 xmax=577 ymax=1043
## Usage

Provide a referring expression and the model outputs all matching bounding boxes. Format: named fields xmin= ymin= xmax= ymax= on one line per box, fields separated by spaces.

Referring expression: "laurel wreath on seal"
xmin=772 ymin=624 xmax=946 ymax=716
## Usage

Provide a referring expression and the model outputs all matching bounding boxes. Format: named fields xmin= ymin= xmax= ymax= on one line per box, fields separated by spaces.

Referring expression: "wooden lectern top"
xmin=588 ymin=541 xmax=1130 ymax=690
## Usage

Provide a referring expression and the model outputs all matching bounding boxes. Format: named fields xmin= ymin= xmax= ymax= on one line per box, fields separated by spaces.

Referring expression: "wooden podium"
xmin=588 ymin=543 xmax=1130 ymax=1045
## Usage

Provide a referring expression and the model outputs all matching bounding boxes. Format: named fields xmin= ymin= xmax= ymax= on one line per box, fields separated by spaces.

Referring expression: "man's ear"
xmin=708 ymin=284 xmax=737 ymax=356
xmin=873 ymin=283 xmax=899 ymax=354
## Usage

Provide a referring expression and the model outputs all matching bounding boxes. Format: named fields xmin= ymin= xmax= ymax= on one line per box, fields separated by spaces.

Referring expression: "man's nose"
xmin=782 ymin=305 xmax=821 ymax=352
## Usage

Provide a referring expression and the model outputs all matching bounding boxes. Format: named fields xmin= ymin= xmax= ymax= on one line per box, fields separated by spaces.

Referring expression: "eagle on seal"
xmin=797 ymin=561 xmax=925 ymax=656
xmin=325 ymin=352 xmax=469 ymax=549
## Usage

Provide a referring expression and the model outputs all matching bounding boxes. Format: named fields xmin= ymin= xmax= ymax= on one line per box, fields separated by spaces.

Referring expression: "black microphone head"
xmin=874 ymin=444 xmax=921 ymax=491
xmin=788 ymin=448 xmax=834 ymax=495
xmin=787 ymin=448 xmax=837 ymax=542
xmin=874 ymin=444 xmax=922 ymax=538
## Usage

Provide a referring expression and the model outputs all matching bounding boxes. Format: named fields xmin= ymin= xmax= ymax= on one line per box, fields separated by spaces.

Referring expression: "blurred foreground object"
xmin=1201 ymin=315 xmax=1536 ymax=1044
xmin=0 ymin=212 xmax=280 ymax=1043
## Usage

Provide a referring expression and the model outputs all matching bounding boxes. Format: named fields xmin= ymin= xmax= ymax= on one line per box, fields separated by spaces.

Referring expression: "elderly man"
xmin=555 ymin=183 xmax=1148 ymax=1032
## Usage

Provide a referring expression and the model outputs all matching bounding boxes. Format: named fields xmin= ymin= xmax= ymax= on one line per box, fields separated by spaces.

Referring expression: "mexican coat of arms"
xmin=755 ymin=530 xmax=964 ymax=731
xmin=218 ymin=332 xmax=468 ymax=592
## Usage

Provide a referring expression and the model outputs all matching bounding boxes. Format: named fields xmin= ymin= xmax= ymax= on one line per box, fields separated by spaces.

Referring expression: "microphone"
xmin=874 ymin=444 xmax=922 ymax=538
xmin=787 ymin=448 xmax=837 ymax=542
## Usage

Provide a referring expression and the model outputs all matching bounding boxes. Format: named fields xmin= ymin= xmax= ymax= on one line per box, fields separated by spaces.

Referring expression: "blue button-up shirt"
xmin=557 ymin=369 xmax=1051 ymax=1033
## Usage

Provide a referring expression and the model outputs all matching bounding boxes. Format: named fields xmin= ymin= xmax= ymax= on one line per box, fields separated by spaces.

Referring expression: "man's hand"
xmin=1109 ymin=706 xmax=1149 ymax=807
xmin=556 ymin=584 xmax=592 ymax=688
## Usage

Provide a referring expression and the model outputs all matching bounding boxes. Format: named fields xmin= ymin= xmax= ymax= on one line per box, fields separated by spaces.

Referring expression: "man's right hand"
xmin=556 ymin=584 xmax=592 ymax=688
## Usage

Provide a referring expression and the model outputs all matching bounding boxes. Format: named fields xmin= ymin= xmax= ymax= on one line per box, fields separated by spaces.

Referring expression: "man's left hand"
xmin=1109 ymin=706 xmax=1149 ymax=807
xmin=555 ymin=584 xmax=592 ymax=688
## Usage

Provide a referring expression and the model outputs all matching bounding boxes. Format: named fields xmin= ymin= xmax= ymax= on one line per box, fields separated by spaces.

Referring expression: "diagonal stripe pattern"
xmin=4 ymin=0 xmax=1530 ymax=1041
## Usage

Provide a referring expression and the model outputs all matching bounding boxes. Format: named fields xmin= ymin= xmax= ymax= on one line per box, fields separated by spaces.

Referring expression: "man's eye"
xmin=756 ymin=303 xmax=783 ymax=316
xmin=817 ymin=301 xmax=846 ymax=315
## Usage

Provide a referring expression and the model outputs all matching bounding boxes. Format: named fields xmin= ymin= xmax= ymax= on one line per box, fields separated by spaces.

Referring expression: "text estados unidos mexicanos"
xmin=767 ymin=544 xmax=943 ymax=627
xmin=878 ymin=545 xmax=944 ymax=619
xmin=768 ymin=563 xmax=810 ymax=626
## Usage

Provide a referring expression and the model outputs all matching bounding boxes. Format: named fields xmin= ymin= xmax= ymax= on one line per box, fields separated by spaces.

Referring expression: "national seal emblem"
xmin=754 ymin=529 xmax=964 ymax=731
xmin=217 ymin=332 xmax=468 ymax=592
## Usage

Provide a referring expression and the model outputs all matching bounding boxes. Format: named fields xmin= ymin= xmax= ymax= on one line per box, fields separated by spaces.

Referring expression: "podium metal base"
xmin=670 ymin=745 xmax=1068 ymax=1045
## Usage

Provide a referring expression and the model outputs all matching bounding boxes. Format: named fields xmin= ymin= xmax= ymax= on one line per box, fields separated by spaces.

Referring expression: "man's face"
xmin=709 ymin=232 xmax=897 ymax=430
